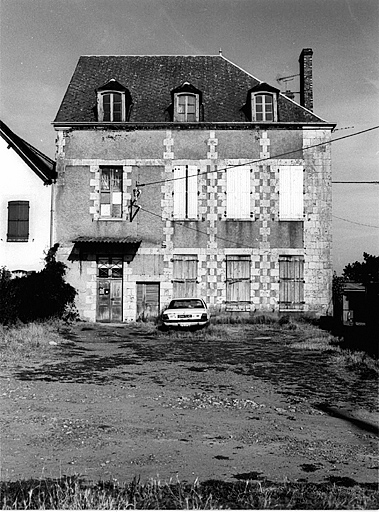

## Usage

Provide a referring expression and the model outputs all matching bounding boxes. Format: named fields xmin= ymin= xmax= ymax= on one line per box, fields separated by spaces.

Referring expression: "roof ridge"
xmin=80 ymin=54 xmax=221 ymax=58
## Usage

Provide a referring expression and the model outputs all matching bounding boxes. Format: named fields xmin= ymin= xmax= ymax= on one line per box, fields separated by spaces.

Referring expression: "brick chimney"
xmin=299 ymin=48 xmax=313 ymax=111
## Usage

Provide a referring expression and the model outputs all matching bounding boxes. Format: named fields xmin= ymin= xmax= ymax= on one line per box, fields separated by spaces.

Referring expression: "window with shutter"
xmin=279 ymin=255 xmax=304 ymax=310
xmin=7 ymin=201 xmax=29 ymax=242
xmin=226 ymin=255 xmax=251 ymax=305
xmin=226 ymin=166 xmax=251 ymax=218
xmin=172 ymin=254 xmax=198 ymax=297
xmin=173 ymin=165 xmax=198 ymax=219
xmin=100 ymin=167 xmax=123 ymax=218
xmin=279 ymin=166 xmax=304 ymax=220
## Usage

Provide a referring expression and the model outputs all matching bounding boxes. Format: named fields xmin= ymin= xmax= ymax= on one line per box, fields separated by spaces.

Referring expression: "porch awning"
xmin=70 ymin=236 xmax=141 ymax=259
xmin=72 ymin=236 xmax=141 ymax=244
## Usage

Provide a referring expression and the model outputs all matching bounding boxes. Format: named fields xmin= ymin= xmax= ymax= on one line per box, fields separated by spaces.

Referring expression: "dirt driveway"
xmin=1 ymin=323 xmax=378 ymax=485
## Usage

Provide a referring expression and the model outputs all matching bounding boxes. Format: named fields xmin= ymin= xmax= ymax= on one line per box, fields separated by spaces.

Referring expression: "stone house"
xmin=0 ymin=120 xmax=56 ymax=275
xmin=53 ymin=49 xmax=335 ymax=322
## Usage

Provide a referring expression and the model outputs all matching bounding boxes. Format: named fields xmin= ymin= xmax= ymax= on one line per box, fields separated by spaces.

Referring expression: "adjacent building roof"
xmin=72 ymin=236 xmax=142 ymax=244
xmin=0 ymin=120 xmax=56 ymax=184
xmin=54 ymin=55 xmax=326 ymax=124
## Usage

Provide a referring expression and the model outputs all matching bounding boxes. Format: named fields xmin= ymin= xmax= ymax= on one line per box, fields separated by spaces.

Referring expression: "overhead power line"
xmin=136 ymin=125 xmax=379 ymax=188
xmin=137 ymin=206 xmax=379 ymax=253
xmin=332 ymin=215 xmax=379 ymax=229
xmin=333 ymin=181 xmax=379 ymax=184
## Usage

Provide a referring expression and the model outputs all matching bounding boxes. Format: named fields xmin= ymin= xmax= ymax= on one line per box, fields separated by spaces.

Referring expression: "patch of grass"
xmin=210 ymin=311 xmax=280 ymax=325
xmin=332 ymin=349 xmax=379 ymax=375
xmin=1 ymin=475 xmax=378 ymax=510
xmin=0 ymin=321 xmax=64 ymax=363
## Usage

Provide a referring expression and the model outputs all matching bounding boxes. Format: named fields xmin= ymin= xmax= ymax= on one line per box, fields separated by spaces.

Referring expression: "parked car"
xmin=160 ymin=298 xmax=210 ymax=330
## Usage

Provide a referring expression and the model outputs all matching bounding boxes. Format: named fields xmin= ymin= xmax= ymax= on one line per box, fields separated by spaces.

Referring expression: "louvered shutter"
xmin=7 ymin=201 xmax=29 ymax=241
xmin=279 ymin=166 xmax=303 ymax=220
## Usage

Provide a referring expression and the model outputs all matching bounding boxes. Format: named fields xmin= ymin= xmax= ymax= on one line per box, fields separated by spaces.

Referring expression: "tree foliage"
xmin=342 ymin=253 xmax=379 ymax=284
xmin=0 ymin=244 xmax=77 ymax=325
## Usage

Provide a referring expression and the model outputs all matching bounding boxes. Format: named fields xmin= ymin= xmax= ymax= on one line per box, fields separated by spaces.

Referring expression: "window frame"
xmin=279 ymin=255 xmax=305 ymax=311
xmin=174 ymin=92 xmax=200 ymax=122
xmin=97 ymin=91 xmax=126 ymax=122
xmin=278 ymin=165 xmax=304 ymax=221
xmin=251 ymin=92 xmax=277 ymax=122
xmin=226 ymin=166 xmax=251 ymax=219
xmin=7 ymin=200 xmax=29 ymax=242
xmin=172 ymin=254 xmax=198 ymax=297
xmin=99 ymin=166 xmax=123 ymax=219
xmin=225 ymin=255 xmax=251 ymax=306
xmin=173 ymin=165 xmax=198 ymax=220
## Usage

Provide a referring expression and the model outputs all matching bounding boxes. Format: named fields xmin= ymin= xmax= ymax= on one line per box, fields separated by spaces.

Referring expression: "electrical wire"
xmin=332 ymin=215 xmax=379 ymax=229
xmin=136 ymin=125 xmax=379 ymax=188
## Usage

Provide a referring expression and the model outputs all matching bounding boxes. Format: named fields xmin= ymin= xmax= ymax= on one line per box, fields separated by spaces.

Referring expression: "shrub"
xmin=0 ymin=245 xmax=77 ymax=325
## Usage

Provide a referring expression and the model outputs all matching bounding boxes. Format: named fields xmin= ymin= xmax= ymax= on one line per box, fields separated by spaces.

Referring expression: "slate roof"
xmin=0 ymin=120 xmax=56 ymax=184
xmin=54 ymin=55 xmax=326 ymax=124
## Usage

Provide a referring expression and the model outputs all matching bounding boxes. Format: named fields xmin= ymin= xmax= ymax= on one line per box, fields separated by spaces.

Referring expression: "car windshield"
xmin=169 ymin=299 xmax=204 ymax=309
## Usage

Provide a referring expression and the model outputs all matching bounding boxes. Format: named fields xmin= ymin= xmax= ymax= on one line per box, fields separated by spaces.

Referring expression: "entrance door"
xmin=97 ymin=257 xmax=123 ymax=322
xmin=137 ymin=282 xmax=160 ymax=321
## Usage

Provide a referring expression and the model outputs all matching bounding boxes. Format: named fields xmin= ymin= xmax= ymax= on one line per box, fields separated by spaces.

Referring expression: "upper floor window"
xmin=244 ymin=82 xmax=279 ymax=122
xmin=171 ymin=82 xmax=202 ymax=122
xmin=278 ymin=165 xmax=304 ymax=220
xmin=175 ymin=93 xmax=199 ymax=122
xmin=100 ymin=166 xmax=123 ymax=218
xmin=96 ymin=79 xmax=131 ymax=122
xmin=7 ymin=201 xmax=29 ymax=242
xmin=252 ymin=93 xmax=275 ymax=122
xmin=173 ymin=165 xmax=198 ymax=219
xmin=226 ymin=166 xmax=251 ymax=219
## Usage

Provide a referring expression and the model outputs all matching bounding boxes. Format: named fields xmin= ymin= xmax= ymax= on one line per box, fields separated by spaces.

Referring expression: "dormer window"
xmin=244 ymin=83 xmax=279 ymax=122
xmin=252 ymin=93 xmax=274 ymax=121
xmin=171 ymin=82 xmax=202 ymax=122
xmin=96 ymin=79 xmax=132 ymax=122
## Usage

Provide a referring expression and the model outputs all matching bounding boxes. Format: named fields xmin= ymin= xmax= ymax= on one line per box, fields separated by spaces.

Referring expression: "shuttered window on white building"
xmin=226 ymin=255 xmax=251 ymax=303
xmin=279 ymin=166 xmax=304 ymax=220
xmin=226 ymin=166 xmax=251 ymax=218
xmin=279 ymin=255 xmax=304 ymax=310
xmin=172 ymin=254 xmax=198 ymax=297
xmin=173 ymin=165 xmax=198 ymax=219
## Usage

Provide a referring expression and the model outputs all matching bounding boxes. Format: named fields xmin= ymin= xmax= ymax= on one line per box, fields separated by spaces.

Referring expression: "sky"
xmin=1 ymin=0 xmax=378 ymax=273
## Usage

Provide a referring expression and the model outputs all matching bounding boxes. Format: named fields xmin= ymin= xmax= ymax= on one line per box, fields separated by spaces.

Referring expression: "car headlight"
xmin=162 ymin=313 xmax=169 ymax=320
xmin=201 ymin=313 xmax=208 ymax=320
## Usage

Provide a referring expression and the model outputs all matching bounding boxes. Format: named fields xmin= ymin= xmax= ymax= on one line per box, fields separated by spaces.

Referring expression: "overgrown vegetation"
xmin=342 ymin=252 xmax=379 ymax=284
xmin=0 ymin=244 xmax=77 ymax=325
xmin=0 ymin=321 xmax=65 ymax=364
xmin=1 ymin=475 xmax=377 ymax=510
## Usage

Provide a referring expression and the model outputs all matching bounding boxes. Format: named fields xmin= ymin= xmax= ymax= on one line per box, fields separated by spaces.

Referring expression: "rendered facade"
xmin=53 ymin=49 xmax=335 ymax=322
xmin=0 ymin=120 xmax=55 ymax=275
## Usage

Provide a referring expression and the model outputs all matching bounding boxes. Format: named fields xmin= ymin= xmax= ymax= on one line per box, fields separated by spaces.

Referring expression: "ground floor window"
xmin=279 ymin=255 xmax=304 ymax=310
xmin=226 ymin=255 xmax=251 ymax=307
xmin=97 ymin=256 xmax=123 ymax=322
xmin=7 ymin=201 xmax=29 ymax=242
xmin=172 ymin=254 xmax=198 ymax=297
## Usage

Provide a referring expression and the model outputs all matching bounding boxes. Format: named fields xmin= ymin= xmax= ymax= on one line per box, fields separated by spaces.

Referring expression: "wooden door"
xmin=137 ymin=282 xmax=160 ymax=321
xmin=97 ymin=257 xmax=123 ymax=322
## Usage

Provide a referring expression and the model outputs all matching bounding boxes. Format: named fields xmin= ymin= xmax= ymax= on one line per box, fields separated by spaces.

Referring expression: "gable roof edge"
xmin=0 ymin=120 xmax=56 ymax=185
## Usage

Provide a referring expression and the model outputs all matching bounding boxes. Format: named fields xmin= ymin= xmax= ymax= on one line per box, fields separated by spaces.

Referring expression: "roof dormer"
xmin=171 ymin=82 xmax=203 ymax=122
xmin=243 ymin=83 xmax=279 ymax=122
xmin=96 ymin=79 xmax=132 ymax=122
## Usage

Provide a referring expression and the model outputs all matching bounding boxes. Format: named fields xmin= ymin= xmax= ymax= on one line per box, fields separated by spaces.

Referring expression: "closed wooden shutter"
xmin=279 ymin=256 xmax=304 ymax=310
xmin=226 ymin=255 xmax=251 ymax=303
xmin=173 ymin=165 xmax=198 ymax=219
xmin=7 ymin=201 xmax=29 ymax=241
xmin=226 ymin=166 xmax=250 ymax=218
xmin=137 ymin=282 xmax=160 ymax=320
xmin=173 ymin=254 xmax=198 ymax=297
xmin=279 ymin=166 xmax=303 ymax=220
